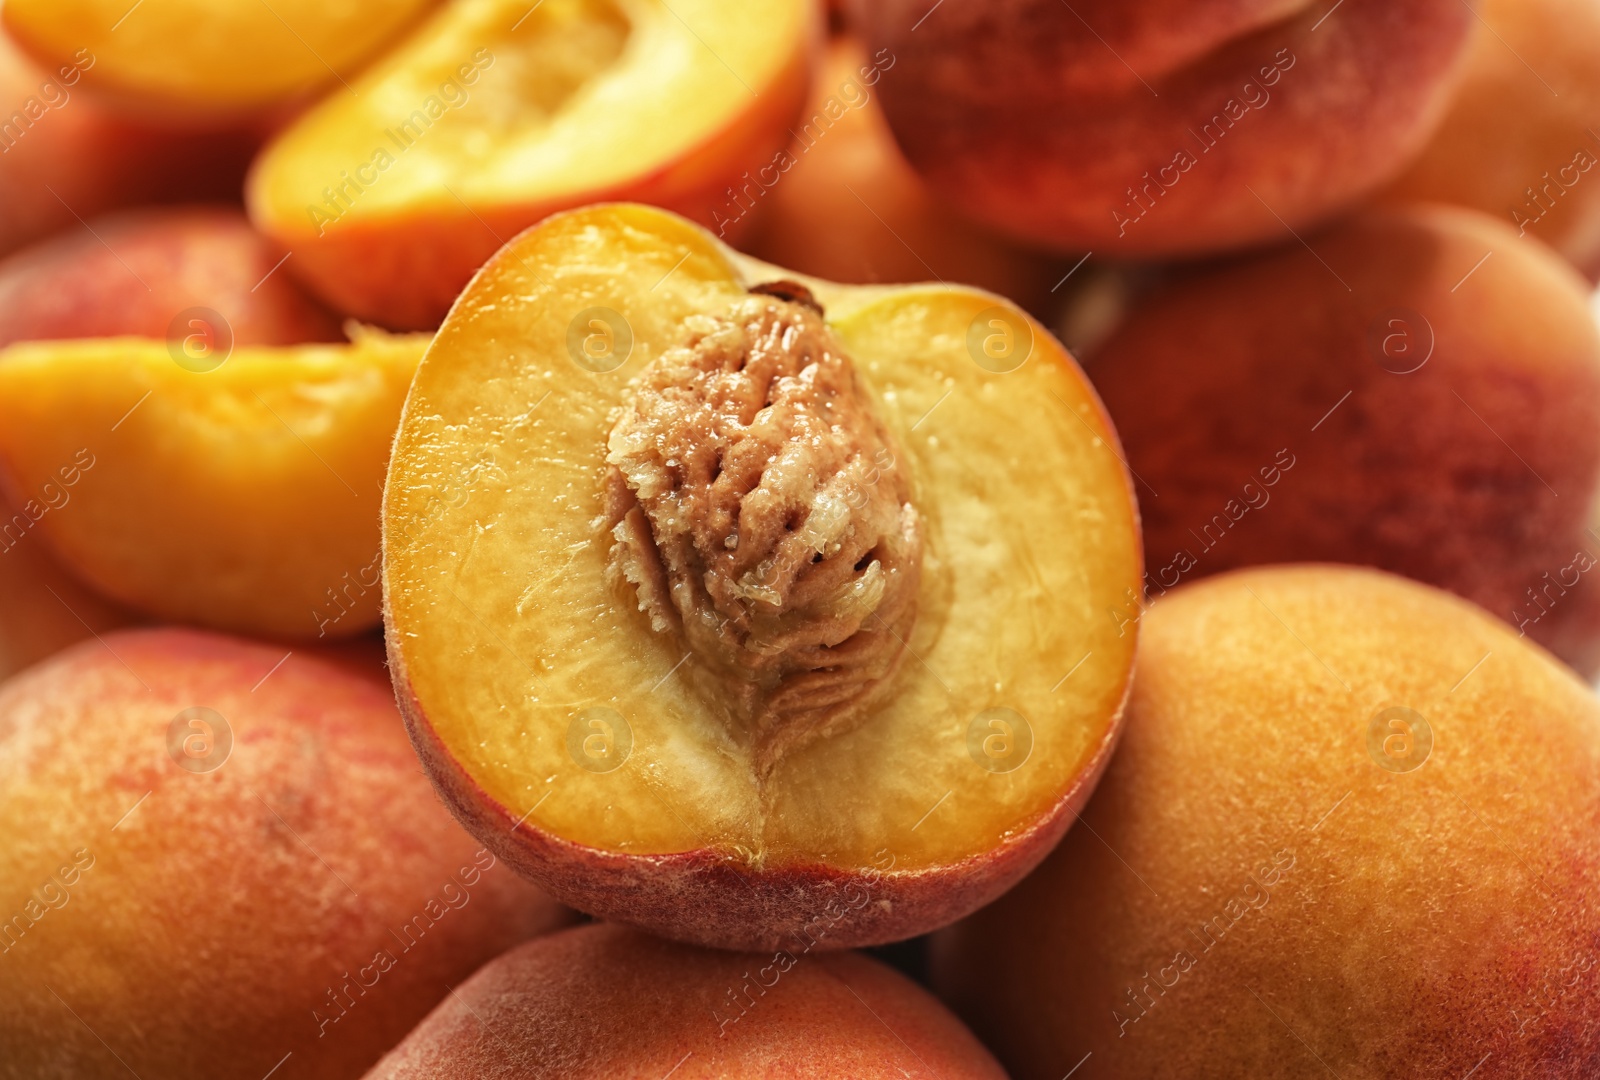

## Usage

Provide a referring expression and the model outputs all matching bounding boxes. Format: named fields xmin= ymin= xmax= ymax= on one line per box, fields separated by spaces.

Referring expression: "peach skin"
xmin=1384 ymin=0 xmax=1600 ymax=280
xmin=0 ymin=326 xmax=428 ymax=640
xmin=847 ymin=0 xmax=1473 ymax=257
xmin=0 ymin=206 xmax=342 ymax=347
xmin=932 ymin=565 xmax=1600 ymax=1079
xmin=364 ymin=922 xmax=1007 ymax=1079
xmin=1088 ymin=203 xmax=1600 ymax=677
xmin=248 ymin=0 xmax=819 ymax=329
xmin=382 ymin=202 xmax=1142 ymax=951
xmin=0 ymin=628 xmax=570 ymax=1080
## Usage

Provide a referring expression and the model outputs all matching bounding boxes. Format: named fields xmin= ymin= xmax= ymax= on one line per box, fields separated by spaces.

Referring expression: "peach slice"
xmin=932 ymin=565 xmax=1600 ymax=1079
xmin=0 ymin=628 xmax=570 ymax=1079
xmin=2 ymin=0 xmax=436 ymax=115
xmin=248 ymin=0 xmax=818 ymax=330
xmin=382 ymin=203 xmax=1142 ymax=951
xmin=1384 ymin=0 xmax=1600 ymax=280
xmin=364 ymin=922 xmax=1006 ymax=1078
xmin=847 ymin=0 xmax=1473 ymax=257
xmin=1087 ymin=203 xmax=1600 ymax=677
xmin=0 ymin=205 xmax=342 ymax=347
xmin=0 ymin=326 xmax=428 ymax=640
xmin=744 ymin=36 xmax=1065 ymax=315
xmin=0 ymin=487 xmax=135 ymax=682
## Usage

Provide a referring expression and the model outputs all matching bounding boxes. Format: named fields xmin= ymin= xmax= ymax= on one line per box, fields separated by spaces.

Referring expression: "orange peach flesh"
xmin=932 ymin=566 xmax=1600 ymax=1079
xmin=1087 ymin=203 xmax=1600 ymax=677
xmin=248 ymin=0 xmax=819 ymax=329
xmin=383 ymin=203 xmax=1142 ymax=950
xmin=0 ymin=628 xmax=570 ymax=1079
xmin=364 ymin=923 xmax=1007 ymax=1078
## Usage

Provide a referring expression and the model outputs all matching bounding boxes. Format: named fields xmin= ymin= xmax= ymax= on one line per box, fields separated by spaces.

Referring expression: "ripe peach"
xmin=1384 ymin=0 xmax=1600 ymax=279
xmin=248 ymin=0 xmax=819 ymax=330
xmin=0 ymin=628 xmax=570 ymax=1079
xmin=3 ymin=0 xmax=435 ymax=117
xmin=0 ymin=27 xmax=259 ymax=257
xmin=0 ymin=486 xmax=134 ymax=682
xmin=744 ymin=37 xmax=1064 ymax=314
xmin=0 ymin=206 xmax=342 ymax=347
xmin=848 ymin=0 xmax=1473 ymax=257
xmin=364 ymin=922 xmax=1006 ymax=1079
xmin=1088 ymin=203 xmax=1600 ymax=676
xmin=932 ymin=565 xmax=1600 ymax=1079
xmin=382 ymin=203 xmax=1143 ymax=950
xmin=0 ymin=327 xmax=428 ymax=640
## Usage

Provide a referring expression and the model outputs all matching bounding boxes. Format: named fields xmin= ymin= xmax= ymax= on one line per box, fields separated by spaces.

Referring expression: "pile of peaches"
xmin=2 ymin=0 xmax=1599 ymax=1076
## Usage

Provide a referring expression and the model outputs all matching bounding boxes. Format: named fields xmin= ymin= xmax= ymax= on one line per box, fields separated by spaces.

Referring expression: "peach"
xmin=744 ymin=37 xmax=1065 ymax=315
xmin=3 ymin=0 xmax=435 ymax=116
xmin=1087 ymin=203 xmax=1600 ymax=676
xmin=932 ymin=565 xmax=1600 ymax=1079
xmin=0 ymin=205 xmax=342 ymax=347
xmin=1383 ymin=0 xmax=1600 ymax=280
xmin=364 ymin=922 xmax=1006 ymax=1079
xmin=0 ymin=26 xmax=261 ymax=257
xmin=0 ymin=327 xmax=428 ymax=640
xmin=382 ymin=203 xmax=1142 ymax=951
xmin=0 ymin=628 xmax=570 ymax=1079
xmin=0 ymin=486 xmax=134 ymax=682
xmin=847 ymin=0 xmax=1473 ymax=257
xmin=247 ymin=0 xmax=818 ymax=329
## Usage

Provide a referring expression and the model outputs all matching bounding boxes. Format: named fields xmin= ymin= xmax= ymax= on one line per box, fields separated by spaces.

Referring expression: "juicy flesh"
xmin=384 ymin=206 xmax=1140 ymax=871
xmin=253 ymin=0 xmax=810 ymax=220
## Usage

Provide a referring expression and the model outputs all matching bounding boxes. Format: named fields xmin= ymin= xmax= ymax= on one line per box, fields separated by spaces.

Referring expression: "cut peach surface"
xmin=364 ymin=922 xmax=1006 ymax=1078
xmin=2 ymin=0 xmax=436 ymax=115
xmin=0 ymin=327 xmax=427 ymax=640
xmin=383 ymin=203 xmax=1142 ymax=951
xmin=0 ymin=629 xmax=570 ymax=1080
xmin=248 ymin=0 xmax=818 ymax=329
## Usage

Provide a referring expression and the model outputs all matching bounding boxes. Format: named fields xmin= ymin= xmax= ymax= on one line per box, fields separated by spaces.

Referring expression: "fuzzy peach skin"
xmin=932 ymin=565 xmax=1600 ymax=1080
xmin=381 ymin=203 xmax=1143 ymax=952
xmin=0 ymin=487 xmax=134 ymax=682
xmin=1384 ymin=0 xmax=1600 ymax=280
xmin=0 ymin=206 xmax=342 ymax=347
xmin=2 ymin=0 xmax=437 ymax=117
xmin=0 ymin=327 xmax=427 ymax=640
xmin=744 ymin=37 xmax=1065 ymax=316
xmin=364 ymin=922 xmax=1006 ymax=1079
xmin=0 ymin=629 xmax=571 ymax=1080
xmin=1088 ymin=203 xmax=1600 ymax=677
xmin=0 ymin=27 xmax=259 ymax=258
xmin=847 ymin=0 xmax=1472 ymax=257
xmin=248 ymin=0 xmax=818 ymax=330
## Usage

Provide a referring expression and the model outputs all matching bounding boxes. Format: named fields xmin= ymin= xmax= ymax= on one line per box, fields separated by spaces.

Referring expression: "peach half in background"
xmin=382 ymin=203 xmax=1142 ymax=951
xmin=248 ymin=0 xmax=818 ymax=329
xmin=0 ymin=327 xmax=427 ymax=641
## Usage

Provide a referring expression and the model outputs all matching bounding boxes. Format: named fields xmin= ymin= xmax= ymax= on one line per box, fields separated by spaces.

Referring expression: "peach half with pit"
xmin=381 ymin=202 xmax=1143 ymax=951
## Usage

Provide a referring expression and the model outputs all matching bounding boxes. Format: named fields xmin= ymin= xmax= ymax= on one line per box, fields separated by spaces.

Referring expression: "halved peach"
xmin=248 ymin=0 xmax=818 ymax=329
xmin=383 ymin=203 xmax=1142 ymax=951
xmin=0 ymin=327 xmax=427 ymax=640
xmin=2 ymin=0 xmax=436 ymax=116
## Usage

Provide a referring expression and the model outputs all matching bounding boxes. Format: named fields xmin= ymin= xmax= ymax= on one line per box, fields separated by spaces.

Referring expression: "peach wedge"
xmin=0 ymin=327 xmax=427 ymax=640
xmin=248 ymin=0 xmax=818 ymax=329
xmin=382 ymin=203 xmax=1142 ymax=951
